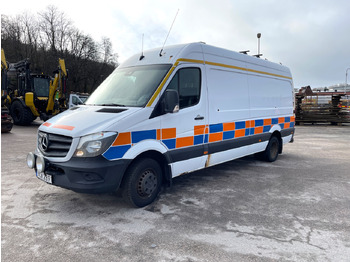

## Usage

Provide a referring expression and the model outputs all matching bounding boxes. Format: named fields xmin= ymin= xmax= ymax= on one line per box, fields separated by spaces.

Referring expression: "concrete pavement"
xmin=2 ymin=122 xmax=350 ymax=261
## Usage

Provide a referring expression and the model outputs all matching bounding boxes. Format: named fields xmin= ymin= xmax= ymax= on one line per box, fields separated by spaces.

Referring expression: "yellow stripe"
xmin=146 ymin=58 xmax=292 ymax=107
xmin=205 ymin=61 xmax=292 ymax=80
xmin=176 ymin=58 xmax=205 ymax=64
xmin=177 ymin=58 xmax=292 ymax=80
xmin=146 ymin=62 xmax=179 ymax=107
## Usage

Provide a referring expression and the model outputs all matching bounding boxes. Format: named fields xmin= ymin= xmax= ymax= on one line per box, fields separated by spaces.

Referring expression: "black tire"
xmin=122 ymin=158 xmax=162 ymax=208
xmin=10 ymin=100 xmax=34 ymax=126
xmin=262 ymin=136 xmax=280 ymax=162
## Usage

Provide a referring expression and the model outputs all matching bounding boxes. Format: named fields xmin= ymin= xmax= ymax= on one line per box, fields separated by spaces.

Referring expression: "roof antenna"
xmin=159 ymin=9 xmax=179 ymax=57
xmin=253 ymin=33 xmax=263 ymax=58
xmin=139 ymin=34 xmax=145 ymax=60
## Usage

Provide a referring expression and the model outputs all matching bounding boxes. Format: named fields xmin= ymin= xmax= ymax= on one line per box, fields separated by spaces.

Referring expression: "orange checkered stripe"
xmin=102 ymin=116 xmax=295 ymax=160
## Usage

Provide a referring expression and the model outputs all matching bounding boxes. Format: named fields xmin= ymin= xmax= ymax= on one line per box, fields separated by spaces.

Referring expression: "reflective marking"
xmin=103 ymin=116 xmax=295 ymax=160
xmin=52 ymin=124 xmax=75 ymax=131
xmin=223 ymin=122 xmax=235 ymax=131
xmin=112 ymin=132 xmax=131 ymax=146
xmin=194 ymin=125 xmax=206 ymax=135
xmin=209 ymin=132 xmax=223 ymax=142
xmin=162 ymin=128 xmax=176 ymax=139
xmin=176 ymin=136 xmax=194 ymax=148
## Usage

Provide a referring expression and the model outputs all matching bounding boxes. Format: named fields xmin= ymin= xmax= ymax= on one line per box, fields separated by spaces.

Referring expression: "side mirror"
xmin=163 ymin=89 xmax=179 ymax=113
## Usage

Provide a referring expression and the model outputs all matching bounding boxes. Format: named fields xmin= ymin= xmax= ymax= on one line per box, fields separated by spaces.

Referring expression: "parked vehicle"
xmin=2 ymin=48 xmax=68 ymax=125
xmin=1 ymin=48 xmax=13 ymax=132
xmin=68 ymin=93 xmax=89 ymax=108
xmin=27 ymin=43 xmax=295 ymax=207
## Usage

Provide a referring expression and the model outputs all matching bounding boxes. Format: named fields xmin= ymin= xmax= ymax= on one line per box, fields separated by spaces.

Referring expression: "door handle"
xmin=195 ymin=115 xmax=204 ymax=120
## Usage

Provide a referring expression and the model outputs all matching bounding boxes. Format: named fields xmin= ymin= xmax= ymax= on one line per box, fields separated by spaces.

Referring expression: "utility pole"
xmin=346 ymin=68 xmax=350 ymax=94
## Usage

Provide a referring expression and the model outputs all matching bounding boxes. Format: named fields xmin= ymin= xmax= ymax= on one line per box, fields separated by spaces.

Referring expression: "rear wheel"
xmin=262 ymin=136 xmax=280 ymax=162
xmin=10 ymin=100 xmax=34 ymax=125
xmin=122 ymin=158 xmax=162 ymax=208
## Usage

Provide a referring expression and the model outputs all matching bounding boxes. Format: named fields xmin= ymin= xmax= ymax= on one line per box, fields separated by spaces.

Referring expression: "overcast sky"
xmin=2 ymin=0 xmax=350 ymax=89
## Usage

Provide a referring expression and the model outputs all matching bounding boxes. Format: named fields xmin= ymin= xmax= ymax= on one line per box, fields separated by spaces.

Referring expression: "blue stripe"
xmin=235 ymin=121 xmax=245 ymax=129
xmin=285 ymin=117 xmax=291 ymax=122
xmin=194 ymin=135 xmax=204 ymax=145
xmin=209 ymin=124 xmax=223 ymax=133
xmin=290 ymin=122 xmax=295 ymax=128
xmin=132 ymin=130 xmax=157 ymax=143
xmin=223 ymin=131 xmax=235 ymax=140
xmin=245 ymin=129 xmax=250 ymax=136
xmin=204 ymin=134 xmax=209 ymax=143
xmin=162 ymin=139 xmax=176 ymax=149
xmin=272 ymin=118 xmax=279 ymax=125
xmin=255 ymin=119 xmax=264 ymax=127
xmin=250 ymin=128 xmax=255 ymax=135
xmin=103 ymin=145 xmax=131 ymax=160
xmin=280 ymin=123 xmax=285 ymax=129
xmin=263 ymin=125 xmax=271 ymax=133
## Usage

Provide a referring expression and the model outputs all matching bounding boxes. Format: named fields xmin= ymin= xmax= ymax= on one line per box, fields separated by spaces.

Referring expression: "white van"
xmin=27 ymin=43 xmax=295 ymax=207
xmin=68 ymin=93 xmax=89 ymax=108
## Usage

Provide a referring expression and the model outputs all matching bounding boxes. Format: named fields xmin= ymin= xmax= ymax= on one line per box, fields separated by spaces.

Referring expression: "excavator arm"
xmin=46 ymin=58 xmax=68 ymax=113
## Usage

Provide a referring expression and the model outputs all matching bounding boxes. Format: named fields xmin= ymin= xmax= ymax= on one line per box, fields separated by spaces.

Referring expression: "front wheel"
xmin=121 ymin=158 xmax=162 ymax=208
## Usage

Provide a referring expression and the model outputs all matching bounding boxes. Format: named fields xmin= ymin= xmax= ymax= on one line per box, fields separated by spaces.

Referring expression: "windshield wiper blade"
xmin=99 ymin=103 xmax=126 ymax=107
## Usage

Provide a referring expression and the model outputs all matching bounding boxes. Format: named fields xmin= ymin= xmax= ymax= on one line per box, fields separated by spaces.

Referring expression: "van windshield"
xmin=86 ymin=64 xmax=172 ymax=107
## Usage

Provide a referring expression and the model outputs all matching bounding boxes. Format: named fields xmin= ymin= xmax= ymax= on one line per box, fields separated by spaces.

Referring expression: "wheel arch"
xmin=122 ymin=140 xmax=172 ymax=187
xmin=270 ymin=130 xmax=283 ymax=154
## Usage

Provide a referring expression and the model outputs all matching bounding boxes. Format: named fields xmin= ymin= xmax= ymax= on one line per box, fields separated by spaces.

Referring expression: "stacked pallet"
xmin=295 ymin=86 xmax=350 ymax=125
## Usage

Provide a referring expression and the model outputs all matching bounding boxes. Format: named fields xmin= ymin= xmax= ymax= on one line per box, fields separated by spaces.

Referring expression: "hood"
xmin=39 ymin=106 xmax=142 ymax=137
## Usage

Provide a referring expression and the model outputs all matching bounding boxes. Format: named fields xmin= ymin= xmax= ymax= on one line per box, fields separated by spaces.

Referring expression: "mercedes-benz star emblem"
xmin=39 ymin=134 xmax=49 ymax=152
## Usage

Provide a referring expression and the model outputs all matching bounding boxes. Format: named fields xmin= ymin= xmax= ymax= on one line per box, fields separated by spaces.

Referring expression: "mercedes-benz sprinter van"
xmin=27 ymin=42 xmax=295 ymax=207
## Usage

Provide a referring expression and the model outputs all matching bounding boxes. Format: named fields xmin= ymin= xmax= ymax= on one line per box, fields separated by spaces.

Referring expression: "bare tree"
xmin=99 ymin=37 xmax=118 ymax=66
xmin=2 ymin=5 xmax=118 ymax=93
xmin=38 ymin=5 xmax=72 ymax=53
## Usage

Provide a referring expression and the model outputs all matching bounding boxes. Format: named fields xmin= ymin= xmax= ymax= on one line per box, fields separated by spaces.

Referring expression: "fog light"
xmin=76 ymin=150 xmax=84 ymax=157
xmin=26 ymin=152 xmax=36 ymax=169
xmin=36 ymin=156 xmax=46 ymax=173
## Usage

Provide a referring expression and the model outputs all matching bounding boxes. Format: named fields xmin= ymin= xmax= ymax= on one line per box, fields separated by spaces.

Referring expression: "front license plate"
xmin=37 ymin=172 xmax=52 ymax=184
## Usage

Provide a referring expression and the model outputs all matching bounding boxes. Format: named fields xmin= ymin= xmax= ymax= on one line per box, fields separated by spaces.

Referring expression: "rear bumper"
xmin=39 ymin=156 xmax=131 ymax=194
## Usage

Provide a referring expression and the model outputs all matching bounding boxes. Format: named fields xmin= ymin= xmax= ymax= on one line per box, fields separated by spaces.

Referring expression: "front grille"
xmin=38 ymin=131 xmax=72 ymax=157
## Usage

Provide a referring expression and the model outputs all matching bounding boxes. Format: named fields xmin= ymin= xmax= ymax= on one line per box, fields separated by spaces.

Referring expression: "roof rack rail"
xmin=253 ymin=54 xmax=263 ymax=58
xmin=239 ymin=50 xmax=250 ymax=54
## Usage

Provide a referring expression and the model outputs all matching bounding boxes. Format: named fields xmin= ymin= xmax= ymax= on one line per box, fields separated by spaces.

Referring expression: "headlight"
xmin=74 ymin=132 xmax=117 ymax=157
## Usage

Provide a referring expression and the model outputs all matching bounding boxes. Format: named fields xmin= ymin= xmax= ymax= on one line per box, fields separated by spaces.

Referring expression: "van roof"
xmin=120 ymin=42 xmax=292 ymax=79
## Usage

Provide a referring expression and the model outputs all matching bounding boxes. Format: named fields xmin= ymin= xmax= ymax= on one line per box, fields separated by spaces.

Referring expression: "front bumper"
xmin=32 ymin=154 xmax=131 ymax=194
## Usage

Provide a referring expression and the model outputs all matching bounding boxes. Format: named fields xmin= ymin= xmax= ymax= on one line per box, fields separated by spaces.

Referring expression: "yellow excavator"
xmin=2 ymin=48 xmax=68 ymax=125
xmin=1 ymin=48 xmax=13 ymax=132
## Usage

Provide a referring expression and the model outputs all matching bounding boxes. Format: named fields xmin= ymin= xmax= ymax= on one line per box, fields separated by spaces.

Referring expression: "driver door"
xmin=158 ymin=64 xmax=208 ymax=177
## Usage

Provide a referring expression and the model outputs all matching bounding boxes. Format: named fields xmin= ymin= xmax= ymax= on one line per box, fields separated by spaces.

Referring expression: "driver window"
xmin=168 ymin=68 xmax=201 ymax=109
